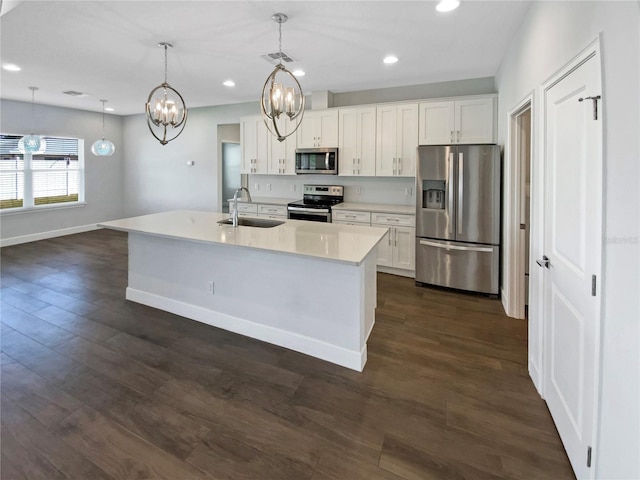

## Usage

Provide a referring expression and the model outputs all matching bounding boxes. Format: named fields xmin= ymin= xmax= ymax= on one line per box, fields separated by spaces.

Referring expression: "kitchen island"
xmin=98 ymin=210 xmax=387 ymax=371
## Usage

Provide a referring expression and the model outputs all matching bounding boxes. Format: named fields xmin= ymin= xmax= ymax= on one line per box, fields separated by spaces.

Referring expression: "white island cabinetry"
xmin=99 ymin=211 xmax=387 ymax=371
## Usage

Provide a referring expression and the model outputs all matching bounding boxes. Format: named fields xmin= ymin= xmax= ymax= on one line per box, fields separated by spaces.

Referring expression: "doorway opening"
xmin=505 ymin=98 xmax=533 ymax=320
xmin=218 ymin=124 xmax=243 ymax=213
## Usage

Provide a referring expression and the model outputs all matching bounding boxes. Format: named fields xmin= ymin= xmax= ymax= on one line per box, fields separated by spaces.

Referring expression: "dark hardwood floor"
xmin=0 ymin=229 xmax=574 ymax=480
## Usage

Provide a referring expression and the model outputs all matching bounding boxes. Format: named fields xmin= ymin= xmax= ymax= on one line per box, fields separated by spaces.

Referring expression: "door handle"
xmin=448 ymin=152 xmax=454 ymax=234
xmin=536 ymin=255 xmax=550 ymax=268
xmin=457 ymin=152 xmax=463 ymax=234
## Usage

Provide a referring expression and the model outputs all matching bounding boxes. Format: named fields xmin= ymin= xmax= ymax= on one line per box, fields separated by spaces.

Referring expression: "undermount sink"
xmin=217 ymin=217 xmax=285 ymax=228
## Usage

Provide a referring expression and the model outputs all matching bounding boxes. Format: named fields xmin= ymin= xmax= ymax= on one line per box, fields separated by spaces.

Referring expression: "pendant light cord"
xmin=278 ymin=22 xmax=282 ymax=64
xmin=164 ymin=44 xmax=168 ymax=84
xmin=30 ymin=87 xmax=35 ymax=134
xmin=101 ymin=100 xmax=106 ymax=139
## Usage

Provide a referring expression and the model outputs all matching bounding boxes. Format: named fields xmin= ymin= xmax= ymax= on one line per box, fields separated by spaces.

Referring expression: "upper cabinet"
xmin=338 ymin=107 xmax=376 ymax=176
xmin=268 ymin=122 xmax=296 ymax=175
xmin=376 ymin=103 xmax=418 ymax=177
xmin=419 ymin=96 xmax=497 ymax=145
xmin=241 ymin=115 xmax=268 ymax=174
xmin=296 ymin=110 xmax=339 ymax=148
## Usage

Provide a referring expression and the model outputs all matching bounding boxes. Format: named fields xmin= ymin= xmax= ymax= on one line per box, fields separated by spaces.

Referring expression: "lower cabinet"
xmin=333 ymin=210 xmax=415 ymax=274
xmin=257 ymin=204 xmax=287 ymax=219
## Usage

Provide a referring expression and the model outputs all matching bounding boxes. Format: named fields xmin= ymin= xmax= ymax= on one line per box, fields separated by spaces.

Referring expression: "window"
xmin=0 ymin=134 xmax=84 ymax=210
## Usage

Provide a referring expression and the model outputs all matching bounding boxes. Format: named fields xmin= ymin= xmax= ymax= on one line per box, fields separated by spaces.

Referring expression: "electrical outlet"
xmin=254 ymin=183 xmax=260 ymax=191
xmin=207 ymin=281 xmax=214 ymax=295
xmin=267 ymin=183 xmax=271 ymax=191
xmin=356 ymin=186 xmax=362 ymax=195
xmin=405 ymin=187 xmax=413 ymax=196
xmin=290 ymin=184 xmax=296 ymax=192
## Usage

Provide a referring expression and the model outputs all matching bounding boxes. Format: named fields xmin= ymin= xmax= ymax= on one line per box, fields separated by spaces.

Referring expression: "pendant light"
xmin=260 ymin=13 xmax=305 ymax=142
xmin=145 ymin=42 xmax=188 ymax=145
xmin=91 ymin=100 xmax=115 ymax=156
xmin=18 ymin=86 xmax=46 ymax=154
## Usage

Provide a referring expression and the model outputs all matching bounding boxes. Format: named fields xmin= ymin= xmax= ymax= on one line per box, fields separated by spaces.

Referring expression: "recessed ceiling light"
xmin=2 ymin=63 xmax=21 ymax=72
xmin=383 ymin=56 xmax=399 ymax=65
xmin=436 ymin=0 xmax=460 ymax=12
xmin=293 ymin=69 xmax=306 ymax=77
xmin=104 ymin=107 xmax=115 ymax=112
xmin=223 ymin=80 xmax=235 ymax=87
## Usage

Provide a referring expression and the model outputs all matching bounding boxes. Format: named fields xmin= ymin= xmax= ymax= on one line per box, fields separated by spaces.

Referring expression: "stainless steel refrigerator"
xmin=415 ymin=145 xmax=501 ymax=294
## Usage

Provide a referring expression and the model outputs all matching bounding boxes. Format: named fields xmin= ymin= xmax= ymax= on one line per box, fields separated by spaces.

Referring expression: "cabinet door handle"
xmin=397 ymin=157 xmax=402 ymax=174
xmin=450 ymin=130 xmax=454 ymax=143
xmin=457 ymin=130 xmax=460 ymax=142
xmin=388 ymin=230 xmax=391 ymax=246
xmin=394 ymin=229 xmax=398 ymax=247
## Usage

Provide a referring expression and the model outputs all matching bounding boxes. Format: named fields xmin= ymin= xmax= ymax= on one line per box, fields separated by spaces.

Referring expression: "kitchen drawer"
xmin=258 ymin=204 xmax=287 ymax=216
xmin=333 ymin=210 xmax=371 ymax=224
xmin=371 ymin=212 xmax=415 ymax=227
xmin=236 ymin=203 xmax=258 ymax=214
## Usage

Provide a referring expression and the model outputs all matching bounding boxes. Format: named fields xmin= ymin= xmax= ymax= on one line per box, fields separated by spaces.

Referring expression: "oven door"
xmin=287 ymin=206 xmax=332 ymax=222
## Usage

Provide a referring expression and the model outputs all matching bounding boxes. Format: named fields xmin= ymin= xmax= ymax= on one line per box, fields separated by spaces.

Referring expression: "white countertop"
xmin=231 ymin=196 xmax=297 ymax=206
xmin=98 ymin=210 xmax=387 ymax=266
xmin=333 ymin=203 xmax=415 ymax=215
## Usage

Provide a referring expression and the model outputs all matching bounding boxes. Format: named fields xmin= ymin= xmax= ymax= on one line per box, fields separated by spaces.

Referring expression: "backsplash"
xmin=246 ymin=175 xmax=415 ymax=205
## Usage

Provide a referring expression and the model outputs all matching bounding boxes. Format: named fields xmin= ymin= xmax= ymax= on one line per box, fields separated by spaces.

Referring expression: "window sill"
xmin=0 ymin=202 xmax=87 ymax=216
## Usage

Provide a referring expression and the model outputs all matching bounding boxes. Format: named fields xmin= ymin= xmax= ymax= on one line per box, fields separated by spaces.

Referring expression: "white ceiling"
xmin=0 ymin=0 xmax=532 ymax=116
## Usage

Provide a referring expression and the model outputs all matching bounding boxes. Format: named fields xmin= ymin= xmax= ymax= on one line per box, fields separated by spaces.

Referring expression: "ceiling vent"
xmin=63 ymin=90 xmax=88 ymax=97
xmin=260 ymin=51 xmax=295 ymax=65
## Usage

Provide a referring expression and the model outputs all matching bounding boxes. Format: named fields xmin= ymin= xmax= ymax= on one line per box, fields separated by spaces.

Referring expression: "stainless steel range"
xmin=287 ymin=185 xmax=344 ymax=222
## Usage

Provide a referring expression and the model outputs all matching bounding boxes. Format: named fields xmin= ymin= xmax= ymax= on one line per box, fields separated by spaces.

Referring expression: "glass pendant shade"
xmin=18 ymin=86 xmax=46 ymax=154
xmin=92 ymin=99 xmax=115 ymax=156
xmin=145 ymin=43 xmax=188 ymax=145
xmin=18 ymin=135 xmax=46 ymax=154
xmin=91 ymin=138 xmax=115 ymax=156
xmin=260 ymin=14 xmax=305 ymax=143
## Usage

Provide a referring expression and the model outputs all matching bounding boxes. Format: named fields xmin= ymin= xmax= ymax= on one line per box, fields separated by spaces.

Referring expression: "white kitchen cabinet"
xmin=371 ymin=213 xmax=416 ymax=271
xmin=296 ymin=110 xmax=339 ymax=148
xmin=332 ymin=210 xmax=372 ymax=225
xmin=229 ymin=202 xmax=258 ymax=217
xmin=419 ymin=96 xmax=496 ymax=145
xmin=257 ymin=204 xmax=287 ymax=218
xmin=338 ymin=107 xmax=376 ymax=176
xmin=268 ymin=123 xmax=296 ymax=175
xmin=241 ymin=115 xmax=268 ymax=174
xmin=376 ymin=103 xmax=418 ymax=177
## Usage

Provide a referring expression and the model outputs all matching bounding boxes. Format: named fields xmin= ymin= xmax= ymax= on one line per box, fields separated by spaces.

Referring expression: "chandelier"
xmin=18 ymin=86 xmax=46 ymax=154
xmin=145 ymin=42 xmax=188 ymax=145
xmin=260 ymin=13 xmax=305 ymax=142
xmin=91 ymin=100 xmax=115 ymax=156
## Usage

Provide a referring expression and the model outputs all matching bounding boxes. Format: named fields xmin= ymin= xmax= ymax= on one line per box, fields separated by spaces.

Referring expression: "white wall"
xmin=495 ymin=2 xmax=639 ymax=478
xmin=122 ymin=102 xmax=257 ymax=216
xmin=0 ymin=99 xmax=125 ymax=241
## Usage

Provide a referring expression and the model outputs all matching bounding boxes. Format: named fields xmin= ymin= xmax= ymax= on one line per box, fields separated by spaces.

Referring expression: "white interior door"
xmin=541 ymin=50 xmax=602 ymax=479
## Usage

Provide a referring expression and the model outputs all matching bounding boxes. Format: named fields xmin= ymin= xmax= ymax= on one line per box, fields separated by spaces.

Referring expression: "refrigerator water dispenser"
xmin=421 ymin=180 xmax=446 ymax=210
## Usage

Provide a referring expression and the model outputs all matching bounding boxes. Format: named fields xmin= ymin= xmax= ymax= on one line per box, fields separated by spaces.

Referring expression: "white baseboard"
xmin=0 ymin=224 xmax=100 ymax=247
xmin=126 ymin=287 xmax=367 ymax=372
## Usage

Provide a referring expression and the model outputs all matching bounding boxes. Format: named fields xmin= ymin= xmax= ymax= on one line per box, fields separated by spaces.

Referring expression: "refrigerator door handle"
xmin=419 ymin=239 xmax=494 ymax=253
xmin=448 ymin=152 xmax=454 ymax=234
xmin=457 ymin=152 xmax=463 ymax=234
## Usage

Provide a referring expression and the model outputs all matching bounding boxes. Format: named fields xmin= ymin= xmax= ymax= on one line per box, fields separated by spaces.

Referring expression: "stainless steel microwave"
xmin=295 ymin=148 xmax=338 ymax=175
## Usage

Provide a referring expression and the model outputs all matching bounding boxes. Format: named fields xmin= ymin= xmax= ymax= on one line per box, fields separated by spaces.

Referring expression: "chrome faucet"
xmin=231 ymin=187 xmax=252 ymax=227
